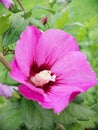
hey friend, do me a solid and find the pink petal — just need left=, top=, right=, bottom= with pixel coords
left=15, top=26, right=42, bottom=77
left=19, top=85, right=45, bottom=102
left=19, top=83, right=82, bottom=113
left=40, top=85, right=82, bottom=113
left=10, top=58, right=44, bottom=94
left=51, top=51, right=97, bottom=91
left=36, top=29, right=79, bottom=67
left=10, top=58, right=27, bottom=83
left=10, top=58, right=45, bottom=102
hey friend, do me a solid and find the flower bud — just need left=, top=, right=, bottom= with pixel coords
left=0, top=0, right=14, bottom=10
left=41, top=17, right=48, bottom=25
left=0, top=83, right=12, bottom=98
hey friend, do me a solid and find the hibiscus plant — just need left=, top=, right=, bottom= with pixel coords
left=0, top=0, right=98, bottom=130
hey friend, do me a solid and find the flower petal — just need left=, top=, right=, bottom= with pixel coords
left=10, top=58, right=44, bottom=94
left=10, top=58, right=27, bottom=83
left=19, top=83, right=82, bottom=113
left=40, top=85, right=82, bottom=113
left=19, top=84, right=45, bottom=102
left=0, top=83, right=12, bottom=98
left=15, top=26, right=42, bottom=77
left=51, top=51, right=97, bottom=91
left=36, top=29, right=79, bottom=67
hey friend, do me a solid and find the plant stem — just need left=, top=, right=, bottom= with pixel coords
left=17, top=0, right=25, bottom=11
left=0, top=52, right=11, bottom=72
left=56, top=123, right=66, bottom=130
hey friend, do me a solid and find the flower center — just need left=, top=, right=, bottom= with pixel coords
left=31, top=70, right=56, bottom=87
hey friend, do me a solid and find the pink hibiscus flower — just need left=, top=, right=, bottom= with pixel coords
left=0, top=0, right=14, bottom=9
left=10, top=26, right=97, bottom=113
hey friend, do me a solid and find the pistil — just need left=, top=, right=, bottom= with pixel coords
left=31, top=70, right=56, bottom=87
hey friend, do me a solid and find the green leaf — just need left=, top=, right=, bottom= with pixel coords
left=77, top=28, right=87, bottom=41
left=21, top=98, right=55, bottom=130
left=55, top=10, right=69, bottom=29
left=68, top=22, right=84, bottom=28
left=74, top=93, right=85, bottom=104
left=2, top=14, right=31, bottom=46
left=23, top=10, right=32, bottom=19
left=0, top=15, right=10, bottom=36
left=0, top=68, right=17, bottom=85
left=56, top=102, right=97, bottom=129
left=56, top=0, right=69, bottom=5
left=84, top=16, right=96, bottom=29
left=49, top=0, right=56, bottom=8
left=0, top=54, right=18, bottom=86
left=0, top=102, right=23, bottom=130
left=33, top=6, right=55, bottom=14
left=56, top=109, right=76, bottom=125
left=0, top=97, right=6, bottom=105
left=66, top=123, right=83, bottom=130
left=65, top=103, right=95, bottom=121
left=31, top=18, right=46, bottom=31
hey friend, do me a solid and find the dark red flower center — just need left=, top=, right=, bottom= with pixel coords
left=28, top=63, right=56, bottom=92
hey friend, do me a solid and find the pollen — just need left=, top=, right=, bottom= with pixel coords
left=31, top=70, right=56, bottom=87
